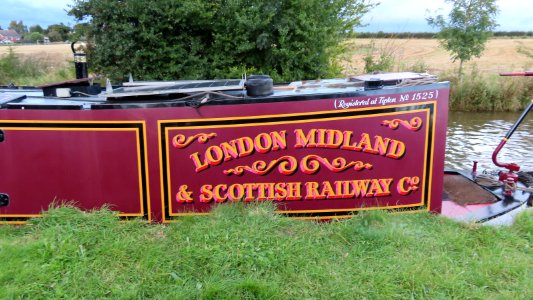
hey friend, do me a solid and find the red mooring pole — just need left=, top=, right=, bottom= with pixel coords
left=492, top=71, right=533, bottom=196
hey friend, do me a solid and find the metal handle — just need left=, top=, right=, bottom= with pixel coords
left=491, top=100, right=533, bottom=171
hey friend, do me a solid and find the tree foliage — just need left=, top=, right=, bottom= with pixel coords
left=29, top=25, right=44, bottom=34
left=69, top=23, right=91, bottom=42
left=46, top=31, right=63, bottom=42
left=46, top=23, right=72, bottom=42
left=26, top=32, right=45, bottom=43
left=8, top=20, right=27, bottom=34
left=427, top=0, right=498, bottom=76
left=68, top=0, right=375, bottom=81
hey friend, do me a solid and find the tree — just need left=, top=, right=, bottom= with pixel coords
left=26, top=32, right=45, bottom=43
left=68, top=0, right=376, bottom=81
left=29, top=25, right=44, bottom=34
left=427, top=0, right=498, bottom=78
left=47, top=30, right=63, bottom=42
left=69, top=23, right=91, bottom=42
left=8, top=20, right=27, bottom=34
left=46, top=23, right=71, bottom=41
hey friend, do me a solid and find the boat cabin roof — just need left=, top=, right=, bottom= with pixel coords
left=0, top=72, right=440, bottom=110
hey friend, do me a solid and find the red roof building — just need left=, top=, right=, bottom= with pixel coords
left=0, top=30, right=21, bottom=42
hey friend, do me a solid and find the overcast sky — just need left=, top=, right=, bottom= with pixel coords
left=362, top=0, right=533, bottom=32
left=1, top=0, right=532, bottom=32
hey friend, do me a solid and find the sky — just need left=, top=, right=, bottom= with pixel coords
left=1, top=0, right=532, bottom=32
left=362, top=0, right=533, bottom=32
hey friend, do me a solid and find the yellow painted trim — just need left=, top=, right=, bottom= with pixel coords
left=426, top=104, right=438, bottom=210
left=275, top=202, right=424, bottom=214
left=157, top=120, right=168, bottom=223
left=1, top=120, right=143, bottom=124
left=140, top=121, right=152, bottom=222
left=4, top=127, right=138, bottom=132
left=0, top=120, right=150, bottom=220
left=159, top=101, right=437, bottom=124
left=290, top=215, right=355, bottom=221
left=168, top=212, right=210, bottom=217
left=160, top=103, right=436, bottom=218
left=0, top=221, right=29, bottom=225
left=390, top=209, right=427, bottom=215
left=165, top=127, right=175, bottom=215
left=163, top=108, right=432, bottom=131
left=0, top=214, right=41, bottom=217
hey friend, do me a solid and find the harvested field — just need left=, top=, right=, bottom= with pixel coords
left=2, top=39, right=533, bottom=75
left=0, top=43, right=72, bottom=69
left=343, top=38, right=533, bottom=75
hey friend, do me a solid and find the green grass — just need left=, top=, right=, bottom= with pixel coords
left=0, top=47, right=74, bottom=86
left=441, top=68, right=533, bottom=112
left=1, top=204, right=531, bottom=299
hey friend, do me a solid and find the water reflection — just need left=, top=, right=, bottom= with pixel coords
left=446, top=112, right=533, bottom=171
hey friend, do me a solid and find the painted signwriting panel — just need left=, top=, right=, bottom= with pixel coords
left=160, top=102, right=437, bottom=221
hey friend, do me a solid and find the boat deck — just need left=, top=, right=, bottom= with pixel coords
left=441, top=171, right=531, bottom=223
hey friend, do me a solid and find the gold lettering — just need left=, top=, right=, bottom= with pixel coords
left=386, top=140, right=406, bottom=159
left=189, top=152, right=209, bottom=172
left=294, top=129, right=317, bottom=148
left=305, top=182, right=324, bottom=200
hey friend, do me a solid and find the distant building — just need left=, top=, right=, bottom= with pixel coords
left=0, top=29, right=21, bottom=42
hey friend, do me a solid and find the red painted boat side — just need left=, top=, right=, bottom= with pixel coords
left=0, top=84, right=450, bottom=223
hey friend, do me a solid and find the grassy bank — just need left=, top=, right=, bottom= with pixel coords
left=442, top=69, right=533, bottom=111
left=0, top=47, right=73, bottom=86
left=1, top=204, right=532, bottom=299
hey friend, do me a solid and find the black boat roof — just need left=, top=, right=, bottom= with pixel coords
left=0, top=72, right=441, bottom=110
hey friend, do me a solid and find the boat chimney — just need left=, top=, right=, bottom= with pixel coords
left=71, top=41, right=88, bottom=79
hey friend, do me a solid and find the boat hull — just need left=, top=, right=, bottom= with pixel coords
left=1, top=82, right=450, bottom=223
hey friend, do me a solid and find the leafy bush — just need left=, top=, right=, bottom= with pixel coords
left=0, top=48, right=44, bottom=84
left=68, top=0, right=375, bottom=82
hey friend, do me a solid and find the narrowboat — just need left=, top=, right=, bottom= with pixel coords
left=0, top=71, right=531, bottom=224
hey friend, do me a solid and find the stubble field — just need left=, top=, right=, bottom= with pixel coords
left=0, top=43, right=72, bottom=69
left=1, top=38, right=533, bottom=75
left=345, top=38, right=533, bottom=75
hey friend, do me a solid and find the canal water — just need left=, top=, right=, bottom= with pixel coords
left=446, top=111, right=533, bottom=172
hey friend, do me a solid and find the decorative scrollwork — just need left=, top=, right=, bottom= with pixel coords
left=381, top=117, right=423, bottom=131
left=300, top=155, right=373, bottom=174
left=224, top=155, right=372, bottom=176
left=172, top=133, right=217, bottom=149
left=224, top=156, right=298, bottom=176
